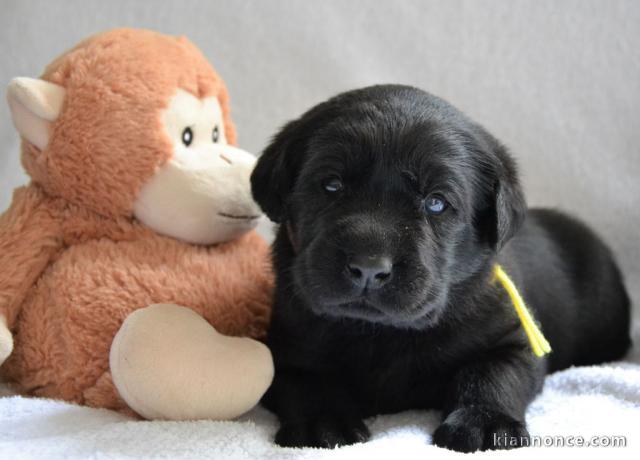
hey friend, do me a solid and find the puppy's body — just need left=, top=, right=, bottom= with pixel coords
left=504, top=210, right=630, bottom=370
left=252, top=85, right=631, bottom=452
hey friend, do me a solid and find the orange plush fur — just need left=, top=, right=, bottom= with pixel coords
left=0, top=29, right=273, bottom=412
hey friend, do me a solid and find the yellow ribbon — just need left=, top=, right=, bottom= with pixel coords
left=494, top=264, right=552, bottom=357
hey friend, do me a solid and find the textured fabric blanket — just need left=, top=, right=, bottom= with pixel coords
left=1, top=332, right=638, bottom=459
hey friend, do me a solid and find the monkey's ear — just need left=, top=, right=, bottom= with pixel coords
left=7, top=77, right=66, bottom=150
left=251, top=120, right=306, bottom=223
left=476, top=139, right=527, bottom=251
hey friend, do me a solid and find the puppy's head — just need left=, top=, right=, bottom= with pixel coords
left=252, top=85, right=525, bottom=328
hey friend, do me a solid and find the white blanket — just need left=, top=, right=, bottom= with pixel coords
left=1, top=327, right=639, bottom=460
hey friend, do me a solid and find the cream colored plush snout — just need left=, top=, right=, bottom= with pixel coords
left=133, top=144, right=261, bottom=245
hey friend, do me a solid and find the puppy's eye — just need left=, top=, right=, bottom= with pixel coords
left=181, top=127, right=193, bottom=146
left=212, top=125, right=220, bottom=143
left=424, top=194, right=447, bottom=215
left=322, top=177, right=343, bottom=193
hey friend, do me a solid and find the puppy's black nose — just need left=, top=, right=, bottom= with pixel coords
left=347, top=255, right=393, bottom=289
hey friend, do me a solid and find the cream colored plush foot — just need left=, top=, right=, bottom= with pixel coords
left=110, top=303, right=273, bottom=420
left=0, top=314, right=14, bottom=365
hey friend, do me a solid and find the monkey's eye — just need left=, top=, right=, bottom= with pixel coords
left=212, top=125, right=220, bottom=143
left=322, top=177, right=343, bottom=193
left=424, top=194, right=447, bottom=215
left=181, top=127, right=194, bottom=146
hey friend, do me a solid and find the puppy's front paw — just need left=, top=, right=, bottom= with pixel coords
left=275, top=415, right=370, bottom=448
left=433, top=407, right=529, bottom=452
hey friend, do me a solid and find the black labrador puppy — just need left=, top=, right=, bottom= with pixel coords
left=250, top=85, right=631, bottom=452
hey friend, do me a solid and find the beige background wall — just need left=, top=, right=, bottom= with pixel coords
left=1, top=0, right=638, bottom=325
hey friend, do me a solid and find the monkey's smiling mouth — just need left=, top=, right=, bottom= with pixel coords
left=217, top=212, right=261, bottom=221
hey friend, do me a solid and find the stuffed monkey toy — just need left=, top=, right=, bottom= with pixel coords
left=0, top=28, right=274, bottom=420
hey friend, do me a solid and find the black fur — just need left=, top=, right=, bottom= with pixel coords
left=251, top=85, right=631, bottom=452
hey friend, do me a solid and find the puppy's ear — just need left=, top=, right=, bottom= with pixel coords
left=493, top=148, right=526, bottom=249
left=477, top=139, right=527, bottom=251
left=251, top=120, right=305, bottom=223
